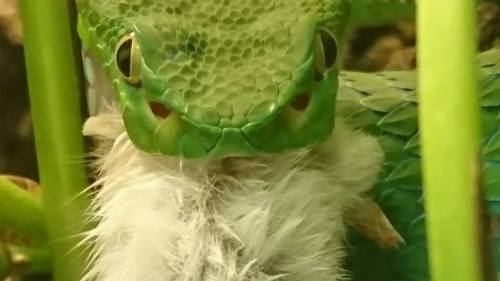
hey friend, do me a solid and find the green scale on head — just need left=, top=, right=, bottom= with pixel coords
left=77, top=0, right=351, bottom=158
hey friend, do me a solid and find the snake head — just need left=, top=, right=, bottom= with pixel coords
left=78, top=0, right=350, bottom=158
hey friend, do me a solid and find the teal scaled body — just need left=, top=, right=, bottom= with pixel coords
left=341, top=46, right=500, bottom=281
left=77, top=0, right=350, bottom=158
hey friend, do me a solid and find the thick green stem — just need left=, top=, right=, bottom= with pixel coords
left=0, top=245, right=53, bottom=279
left=418, top=1, right=487, bottom=281
left=18, top=1, right=90, bottom=280
left=8, top=245, right=52, bottom=277
left=0, top=245, right=9, bottom=279
left=0, top=177, right=46, bottom=242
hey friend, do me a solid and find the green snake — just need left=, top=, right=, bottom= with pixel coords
left=76, top=0, right=500, bottom=280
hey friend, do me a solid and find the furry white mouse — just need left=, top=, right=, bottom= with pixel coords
left=82, top=107, right=400, bottom=281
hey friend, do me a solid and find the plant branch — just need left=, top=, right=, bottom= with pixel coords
left=0, top=176, right=46, bottom=242
left=18, top=0, right=91, bottom=280
left=418, top=1, right=489, bottom=281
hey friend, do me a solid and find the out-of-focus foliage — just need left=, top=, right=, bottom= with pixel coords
left=0, top=0, right=21, bottom=44
left=344, top=2, right=500, bottom=72
left=350, top=0, right=415, bottom=26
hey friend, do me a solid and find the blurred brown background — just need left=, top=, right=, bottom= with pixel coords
left=0, top=2, right=499, bottom=182
left=0, top=0, right=35, bottom=180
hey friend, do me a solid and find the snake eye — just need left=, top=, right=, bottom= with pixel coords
left=314, top=28, right=338, bottom=79
left=115, top=33, right=141, bottom=85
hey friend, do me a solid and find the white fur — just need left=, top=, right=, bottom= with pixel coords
left=82, top=115, right=383, bottom=281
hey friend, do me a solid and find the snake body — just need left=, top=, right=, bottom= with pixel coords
left=339, top=46, right=500, bottom=280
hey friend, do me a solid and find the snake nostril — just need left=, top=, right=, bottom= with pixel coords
left=149, top=102, right=171, bottom=119
left=291, top=94, right=310, bottom=111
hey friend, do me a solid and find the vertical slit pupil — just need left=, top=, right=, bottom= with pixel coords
left=319, top=30, right=338, bottom=68
left=116, top=39, right=133, bottom=78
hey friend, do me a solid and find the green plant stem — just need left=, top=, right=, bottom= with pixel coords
left=8, top=245, right=52, bottom=277
left=18, top=1, right=90, bottom=281
left=418, top=1, right=486, bottom=281
left=0, top=244, right=53, bottom=279
left=0, top=245, right=10, bottom=280
left=0, top=177, right=46, bottom=242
